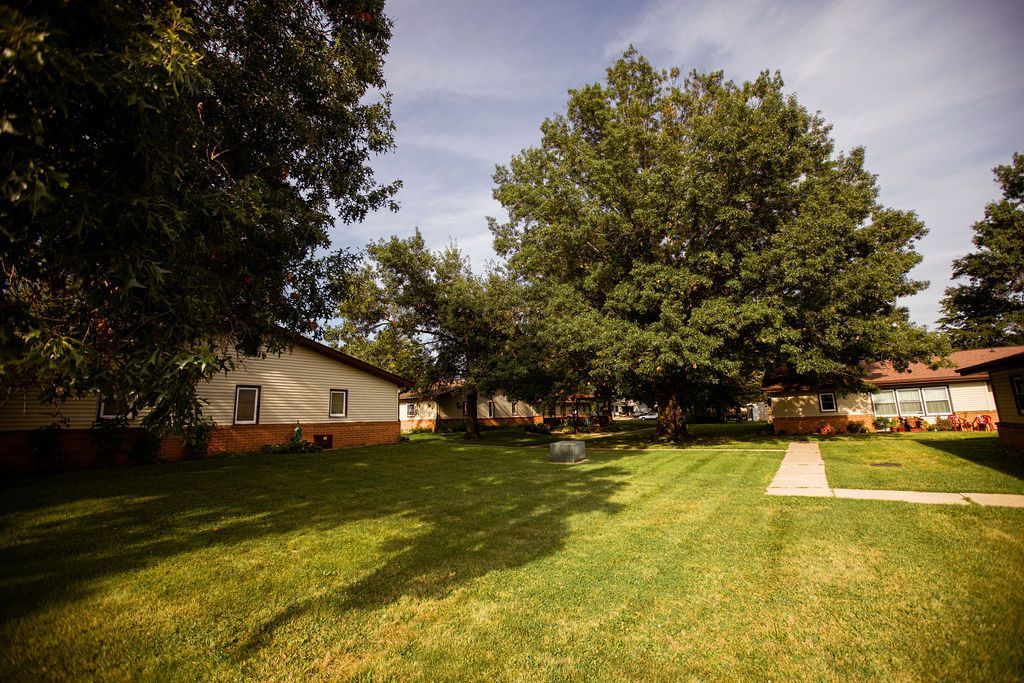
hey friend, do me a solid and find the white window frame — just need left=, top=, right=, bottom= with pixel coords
left=460, top=401, right=468, bottom=417
left=98, top=398, right=123, bottom=420
left=405, top=402, right=416, bottom=418
left=488, top=401, right=495, bottom=418
left=818, top=392, right=837, bottom=413
left=871, top=389, right=899, bottom=417
left=329, top=389, right=348, bottom=418
left=234, top=386, right=261, bottom=425
left=511, top=401, right=518, bottom=416
left=920, top=385, right=952, bottom=416
left=895, top=388, right=925, bottom=416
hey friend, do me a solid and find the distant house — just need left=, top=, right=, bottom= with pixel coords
left=762, top=347, right=1024, bottom=435
left=399, top=386, right=542, bottom=432
left=0, top=336, right=410, bottom=473
left=955, top=349, right=1024, bottom=449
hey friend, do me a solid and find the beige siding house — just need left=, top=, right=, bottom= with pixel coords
left=956, top=350, right=1024, bottom=449
left=400, top=386, right=541, bottom=432
left=0, top=336, right=409, bottom=472
left=763, top=347, right=1022, bottom=435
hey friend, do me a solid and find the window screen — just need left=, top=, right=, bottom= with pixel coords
left=329, top=390, right=347, bottom=417
left=921, top=386, right=951, bottom=415
left=234, top=387, right=259, bottom=424
left=871, top=390, right=898, bottom=417
left=818, top=393, right=837, bottom=412
left=896, top=388, right=923, bottom=414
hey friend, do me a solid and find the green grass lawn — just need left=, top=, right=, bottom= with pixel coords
left=1, top=428, right=1023, bottom=680
left=822, top=432, right=1024, bottom=494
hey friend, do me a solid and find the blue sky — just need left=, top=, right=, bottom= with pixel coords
left=333, top=0, right=1024, bottom=328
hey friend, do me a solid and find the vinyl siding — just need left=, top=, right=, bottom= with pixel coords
left=0, top=344, right=399, bottom=431
left=198, top=345, right=398, bottom=425
left=433, top=392, right=538, bottom=420
left=0, top=393, right=102, bottom=431
left=770, top=392, right=873, bottom=418
left=991, top=369, right=1024, bottom=425
left=948, top=380, right=997, bottom=412
left=400, top=398, right=438, bottom=420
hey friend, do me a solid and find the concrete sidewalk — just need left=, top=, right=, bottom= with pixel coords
left=767, top=442, right=1024, bottom=508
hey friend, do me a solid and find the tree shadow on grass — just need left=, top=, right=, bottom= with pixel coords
left=0, top=441, right=629, bottom=659
left=911, top=434, right=1024, bottom=482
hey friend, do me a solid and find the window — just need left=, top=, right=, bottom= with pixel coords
left=896, top=388, right=923, bottom=415
left=1012, top=376, right=1024, bottom=415
left=234, top=386, right=260, bottom=424
left=818, top=393, right=837, bottom=413
left=921, top=386, right=952, bottom=415
left=405, top=402, right=416, bottom=418
left=98, top=398, right=125, bottom=420
left=511, top=401, right=518, bottom=416
left=460, top=401, right=468, bottom=417
left=329, top=389, right=347, bottom=417
left=871, top=390, right=898, bottom=417
left=488, top=401, right=495, bottom=418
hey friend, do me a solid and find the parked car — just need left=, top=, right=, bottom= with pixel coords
left=636, top=412, right=658, bottom=421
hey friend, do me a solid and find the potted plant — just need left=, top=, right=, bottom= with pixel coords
left=873, top=417, right=891, bottom=433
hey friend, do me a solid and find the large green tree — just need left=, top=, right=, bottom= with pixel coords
left=1, top=1, right=398, bottom=433
left=939, top=153, right=1024, bottom=348
left=491, top=49, right=944, bottom=440
left=332, top=231, right=508, bottom=437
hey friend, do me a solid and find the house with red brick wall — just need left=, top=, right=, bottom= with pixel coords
left=955, top=349, right=1024, bottom=449
left=762, top=346, right=1023, bottom=435
left=0, top=336, right=410, bottom=473
left=400, top=385, right=542, bottom=432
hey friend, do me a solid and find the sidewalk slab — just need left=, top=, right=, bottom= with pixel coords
left=766, top=487, right=833, bottom=497
left=832, top=489, right=968, bottom=505
left=962, top=493, right=1024, bottom=508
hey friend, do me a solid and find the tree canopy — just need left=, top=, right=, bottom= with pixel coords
left=491, top=49, right=944, bottom=439
left=1, top=1, right=398, bottom=432
left=332, top=231, right=509, bottom=437
left=939, top=153, right=1024, bottom=349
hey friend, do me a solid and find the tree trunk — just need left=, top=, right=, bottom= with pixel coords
left=657, top=389, right=689, bottom=441
left=465, top=389, right=481, bottom=438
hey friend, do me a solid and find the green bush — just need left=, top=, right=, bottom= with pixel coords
left=846, top=421, right=868, bottom=434
left=28, top=422, right=65, bottom=471
left=933, top=418, right=954, bottom=431
left=260, top=441, right=323, bottom=455
left=183, top=420, right=216, bottom=459
left=129, top=428, right=162, bottom=464
left=873, top=417, right=892, bottom=431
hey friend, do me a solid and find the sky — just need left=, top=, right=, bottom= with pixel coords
left=332, top=0, right=1024, bottom=329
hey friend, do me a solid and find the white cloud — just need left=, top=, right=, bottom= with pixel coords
left=608, top=0, right=1024, bottom=326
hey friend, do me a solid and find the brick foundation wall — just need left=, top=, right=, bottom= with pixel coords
left=0, top=421, right=400, bottom=474
left=997, top=422, right=1024, bottom=449
left=208, top=421, right=399, bottom=453
left=477, top=416, right=543, bottom=428
left=403, top=416, right=544, bottom=433
left=401, top=418, right=439, bottom=432
left=773, top=415, right=874, bottom=435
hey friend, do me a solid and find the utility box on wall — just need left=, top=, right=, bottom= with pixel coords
left=549, top=440, right=586, bottom=464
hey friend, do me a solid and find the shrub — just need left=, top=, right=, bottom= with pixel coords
left=933, top=418, right=954, bottom=431
left=260, top=441, right=323, bottom=454
left=846, top=421, right=868, bottom=434
left=873, top=417, right=891, bottom=431
left=435, top=420, right=466, bottom=434
left=183, top=420, right=216, bottom=459
left=129, top=428, right=163, bottom=464
left=29, top=422, right=65, bottom=471
left=816, top=423, right=835, bottom=435
left=524, top=423, right=552, bottom=435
